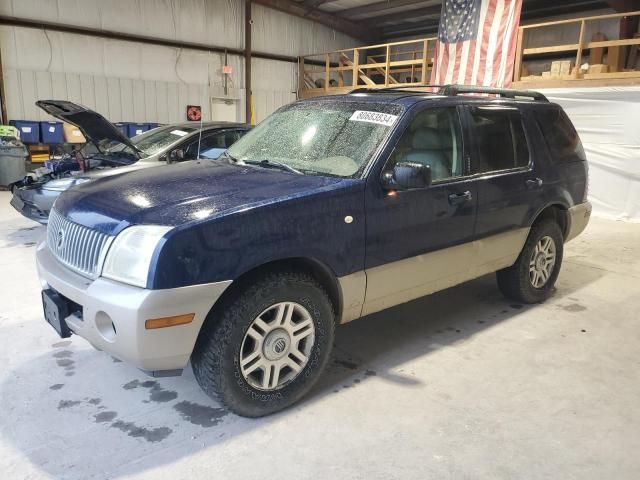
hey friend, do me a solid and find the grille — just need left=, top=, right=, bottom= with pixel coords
left=47, top=209, right=113, bottom=278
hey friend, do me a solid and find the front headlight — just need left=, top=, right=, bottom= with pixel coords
left=42, top=177, right=91, bottom=192
left=101, top=225, right=172, bottom=288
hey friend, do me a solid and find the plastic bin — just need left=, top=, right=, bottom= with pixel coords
left=114, top=122, right=129, bottom=137
left=0, top=125, right=20, bottom=139
left=40, top=121, right=64, bottom=144
left=146, top=123, right=160, bottom=130
left=0, top=143, right=28, bottom=186
left=9, top=120, right=40, bottom=144
left=126, top=123, right=149, bottom=137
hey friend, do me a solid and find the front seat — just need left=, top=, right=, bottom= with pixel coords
left=404, top=129, right=450, bottom=181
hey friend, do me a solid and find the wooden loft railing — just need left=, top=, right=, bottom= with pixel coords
left=298, top=37, right=437, bottom=98
left=513, top=10, right=640, bottom=88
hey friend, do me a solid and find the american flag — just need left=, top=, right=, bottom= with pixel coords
left=430, top=0, right=523, bottom=88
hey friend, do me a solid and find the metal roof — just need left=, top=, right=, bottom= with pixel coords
left=290, top=0, right=615, bottom=40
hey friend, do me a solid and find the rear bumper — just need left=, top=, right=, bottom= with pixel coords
left=36, top=242, right=231, bottom=372
left=566, top=201, right=592, bottom=242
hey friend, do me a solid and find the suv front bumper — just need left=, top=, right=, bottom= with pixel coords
left=36, top=242, right=231, bottom=373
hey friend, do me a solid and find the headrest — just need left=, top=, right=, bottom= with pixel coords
left=411, top=128, right=443, bottom=150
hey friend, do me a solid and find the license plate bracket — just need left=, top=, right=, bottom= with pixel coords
left=42, top=289, right=72, bottom=338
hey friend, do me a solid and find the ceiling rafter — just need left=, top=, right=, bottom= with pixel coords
left=363, top=5, right=442, bottom=26
left=338, top=0, right=434, bottom=19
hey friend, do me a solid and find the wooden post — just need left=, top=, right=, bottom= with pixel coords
left=353, top=48, right=359, bottom=87
left=325, top=53, right=330, bottom=91
left=385, top=44, right=391, bottom=86
left=245, top=0, right=252, bottom=123
left=411, top=51, right=416, bottom=83
left=575, top=20, right=586, bottom=78
left=421, top=39, right=429, bottom=84
left=514, top=27, right=524, bottom=82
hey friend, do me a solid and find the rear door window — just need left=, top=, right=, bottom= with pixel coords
left=469, top=107, right=530, bottom=174
left=535, top=107, right=586, bottom=163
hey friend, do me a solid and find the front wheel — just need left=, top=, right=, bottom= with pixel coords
left=191, top=271, right=335, bottom=417
left=496, top=219, right=564, bottom=304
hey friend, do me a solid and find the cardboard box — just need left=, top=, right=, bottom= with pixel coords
left=588, top=64, right=609, bottom=74
left=63, top=123, right=86, bottom=144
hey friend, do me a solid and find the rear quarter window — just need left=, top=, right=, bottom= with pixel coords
left=535, top=107, right=586, bottom=163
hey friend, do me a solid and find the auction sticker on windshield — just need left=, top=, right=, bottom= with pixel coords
left=170, top=130, right=189, bottom=137
left=349, top=110, right=398, bottom=127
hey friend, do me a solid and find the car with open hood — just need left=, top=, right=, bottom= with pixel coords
left=35, top=85, right=591, bottom=417
left=10, top=100, right=250, bottom=223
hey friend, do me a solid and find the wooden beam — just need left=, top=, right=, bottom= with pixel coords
left=252, top=0, right=378, bottom=42
left=338, top=0, right=429, bottom=19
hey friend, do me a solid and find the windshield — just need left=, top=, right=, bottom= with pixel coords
left=106, top=126, right=196, bottom=158
left=227, top=101, right=403, bottom=177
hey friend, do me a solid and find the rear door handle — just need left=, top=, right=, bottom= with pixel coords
left=448, top=191, right=473, bottom=206
left=526, top=178, right=543, bottom=189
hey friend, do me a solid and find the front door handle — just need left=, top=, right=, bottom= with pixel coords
left=526, top=178, right=543, bottom=189
left=448, top=191, right=472, bottom=206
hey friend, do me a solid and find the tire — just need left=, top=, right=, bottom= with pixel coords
left=496, top=219, right=564, bottom=304
left=191, top=271, right=335, bottom=417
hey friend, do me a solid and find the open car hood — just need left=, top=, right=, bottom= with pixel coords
left=36, top=100, right=139, bottom=154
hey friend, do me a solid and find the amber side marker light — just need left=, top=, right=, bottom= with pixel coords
left=145, top=313, right=195, bottom=330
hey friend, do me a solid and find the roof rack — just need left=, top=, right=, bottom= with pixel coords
left=349, top=84, right=548, bottom=102
left=349, top=86, right=446, bottom=95
left=441, top=85, right=549, bottom=102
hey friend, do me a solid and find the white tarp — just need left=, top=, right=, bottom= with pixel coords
left=540, top=87, right=640, bottom=222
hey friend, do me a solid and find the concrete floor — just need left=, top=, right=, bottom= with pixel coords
left=0, top=190, right=639, bottom=480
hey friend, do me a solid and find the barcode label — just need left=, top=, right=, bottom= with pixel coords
left=349, top=110, right=398, bottom=127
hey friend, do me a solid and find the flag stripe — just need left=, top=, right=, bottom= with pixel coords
left=432, top=0, right=522, bottom=88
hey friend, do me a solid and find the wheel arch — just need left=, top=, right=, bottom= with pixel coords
left=202, top=257, right=343, bottom=333
left=530, top=203, right=570, bottom=240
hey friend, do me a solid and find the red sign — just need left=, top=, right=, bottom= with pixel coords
left=186, top=105, right=202, bottom=121
left=223, top=65, right=233, bottom=74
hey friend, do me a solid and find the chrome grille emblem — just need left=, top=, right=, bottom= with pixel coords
left=56, top=228, right=65, bottom=250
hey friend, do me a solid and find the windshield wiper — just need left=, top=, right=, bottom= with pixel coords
left=220, top=151, right=240, bottom=163
left=244, top=159, right=303, bottom=175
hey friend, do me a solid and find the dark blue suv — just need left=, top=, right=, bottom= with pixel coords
left=36, top=86, right=591, bottom=417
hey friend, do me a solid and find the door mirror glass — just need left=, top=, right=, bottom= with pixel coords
left=382, top=162, right=432, bottom=190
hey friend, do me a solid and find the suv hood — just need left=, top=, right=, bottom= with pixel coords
left=36, top=100, right=139, bottom=154
left=54, top=160, right=350, bottom=235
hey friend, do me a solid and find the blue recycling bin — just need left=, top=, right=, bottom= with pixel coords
left=146, top=123, right=160, bottom=130
left=9, top=120, right=40, bottom=144
left=40, top=121, right=64, bottom=144
left=126, top=123, right=149, bottom=137
left=114, top=122, right=129, bottom=137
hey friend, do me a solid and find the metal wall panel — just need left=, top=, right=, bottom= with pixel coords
left=0, top=0, right=358, bottom=123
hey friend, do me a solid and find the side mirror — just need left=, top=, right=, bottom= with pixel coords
left=382, top=162, right=432, bottom=191
left=168, top=149, right=185, bottom=163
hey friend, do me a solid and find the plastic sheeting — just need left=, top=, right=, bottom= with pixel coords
left=540, top=87, right=640, bottom=221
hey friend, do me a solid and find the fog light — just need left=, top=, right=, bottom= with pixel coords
left=145, top=313, right=195, bottom=330
left=95, top=311, right=116, bottom=342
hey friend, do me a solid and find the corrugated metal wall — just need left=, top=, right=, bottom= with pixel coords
left=0, top=0, right=358, bottom=124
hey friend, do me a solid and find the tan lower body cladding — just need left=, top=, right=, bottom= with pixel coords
left=338, top=228, right=531, bottom=323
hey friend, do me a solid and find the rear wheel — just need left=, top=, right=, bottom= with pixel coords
left=191, top=271, right=334, bottom=417
left=496, top=219, right=564, bottom=304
